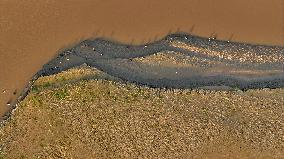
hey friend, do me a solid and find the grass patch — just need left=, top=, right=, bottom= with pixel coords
left=30, top=95, right=43, bottom=106
left=31, top=86, right=40, bottom=93
left=54, top=89, right=69, bottom=100
left=42, top=82, right=51, bottom=88
left=2, top=67, right=283, bottom=158
left=31, top=82, right=52, bottom=93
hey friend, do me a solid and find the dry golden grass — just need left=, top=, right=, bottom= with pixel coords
left=0, top=66, right=283, bottom=158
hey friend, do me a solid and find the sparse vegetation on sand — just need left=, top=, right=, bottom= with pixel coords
left=0, top=66, right=283, bottom=158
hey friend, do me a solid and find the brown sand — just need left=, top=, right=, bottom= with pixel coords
left=0, top=0, right=284, bottom=116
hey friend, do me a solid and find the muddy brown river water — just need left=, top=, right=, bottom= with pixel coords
left=0, top=0, right=284, bottom=117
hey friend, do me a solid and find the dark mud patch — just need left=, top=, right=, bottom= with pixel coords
left=40, top=33, right=284, bottom=89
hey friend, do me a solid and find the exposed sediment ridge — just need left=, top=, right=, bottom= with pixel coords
left=40, top=33, right=284, bottom=89
left=1, top=33, right=284, bottom=121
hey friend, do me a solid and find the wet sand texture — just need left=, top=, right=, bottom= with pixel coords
left=1, top=33, right=284, bottom=121
left=40, top=34, right=284, bottom=90
left=0, top=0, right=284, bottom=117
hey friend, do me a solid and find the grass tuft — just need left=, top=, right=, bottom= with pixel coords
left=54, top=89, right=69, bottom=100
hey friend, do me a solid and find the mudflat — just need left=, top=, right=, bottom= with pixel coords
left=0, top=0, right=283, bottom=116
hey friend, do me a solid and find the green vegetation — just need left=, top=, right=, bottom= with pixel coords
left=0, top=152, right=4, bottom=159
left=30, top=95, right=43, bottom=106
left=54, top=89, right=69, bottom=100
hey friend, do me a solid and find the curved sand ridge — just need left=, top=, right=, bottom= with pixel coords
left=40, top=34, right=284, bottom=89
left=2, top=33, right=283, bottom=121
